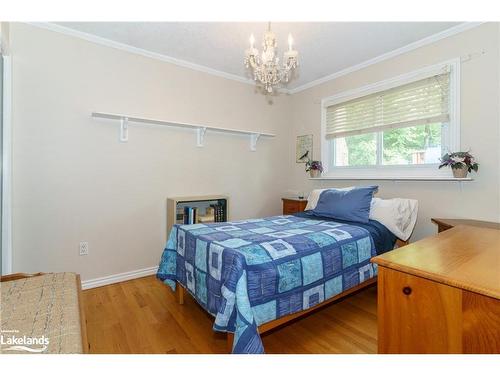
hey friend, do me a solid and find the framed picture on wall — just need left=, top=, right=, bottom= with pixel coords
left=296, top=134, right=313, bottom=163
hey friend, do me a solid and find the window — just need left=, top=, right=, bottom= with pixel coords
left=321, top=60, right=460, bottom=178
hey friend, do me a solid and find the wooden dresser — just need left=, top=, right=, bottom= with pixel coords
left=372, top=225, right=500, bottom=354
left=282, top=198, right=308, bottom=215
left=431, top=217, right=500, bottom=233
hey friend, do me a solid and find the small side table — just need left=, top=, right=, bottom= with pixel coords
left=431, top=218, right=500, bottom=233
left=282, top=198, right=308, bottom=215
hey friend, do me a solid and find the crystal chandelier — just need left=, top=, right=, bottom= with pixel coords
left=244, top=22, right=299, bottom=93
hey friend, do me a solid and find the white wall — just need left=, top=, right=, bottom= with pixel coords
left=10, top=23, right=291, bottom=281
left=9, top=23, right=500, bottom=282
left=287, top=23, right=500, bottom=241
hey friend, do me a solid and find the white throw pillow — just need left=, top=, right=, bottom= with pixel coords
left=304, top=187, right=354, bottom=211
left=369, top=198, right=418, bottom=241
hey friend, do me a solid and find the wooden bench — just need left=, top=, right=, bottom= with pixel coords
left=0, top=272, right=88, bottom=354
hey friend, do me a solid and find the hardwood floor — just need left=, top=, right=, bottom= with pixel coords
left=83, top=275, right=378, bottom=354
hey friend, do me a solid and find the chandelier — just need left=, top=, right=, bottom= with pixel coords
left=244, top=23, right=299, bottom=93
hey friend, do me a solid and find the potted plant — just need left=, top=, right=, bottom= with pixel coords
left=439, top=151, right=479, bottom=178
left=306, top=160, right=323, bottom=178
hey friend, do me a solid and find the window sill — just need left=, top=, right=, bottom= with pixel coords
left=309, top=176, right=473, bottom=181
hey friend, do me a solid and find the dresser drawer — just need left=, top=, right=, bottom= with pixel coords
left=282, top=199, right=307, bottom=215
left=283, top=202, right=300, bottom=214
left=377, top=266, right=462, bottom=354
left=373, top=226, right=500, bottom=354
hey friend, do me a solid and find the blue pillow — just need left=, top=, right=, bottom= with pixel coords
left=312, top=186, right=378, bottom=223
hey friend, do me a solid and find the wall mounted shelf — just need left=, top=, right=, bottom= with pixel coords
left=91, top=112, right=276, bottom=151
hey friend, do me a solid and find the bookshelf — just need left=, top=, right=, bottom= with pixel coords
left=166, top=195, right=229, bottom=236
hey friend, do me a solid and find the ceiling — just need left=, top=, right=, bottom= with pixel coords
left=56, top=22, right=462, bottom=90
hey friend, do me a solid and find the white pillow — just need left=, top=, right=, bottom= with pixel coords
left=369, top=198, right=418, bottom=241
left=304, top=187, right=354, bottom=211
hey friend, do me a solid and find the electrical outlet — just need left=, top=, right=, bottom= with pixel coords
left=79, top=241, right=89, bottom=256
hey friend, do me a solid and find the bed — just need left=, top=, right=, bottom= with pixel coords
left=156, top=209, right=404, bottom=354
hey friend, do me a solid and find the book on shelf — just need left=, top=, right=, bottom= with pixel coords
left=168, top=196, right=228, bottom=237
left=183, top=206, right=198, bottom=225
left=210, top=204, right=225, bottom=223
left=217, top=205, right=223, bottom=222
left=178, top=200, right=226, bottom=226
left=210, top=204, right=217, bottom=222
left=176, top=208, right=184, bottom=223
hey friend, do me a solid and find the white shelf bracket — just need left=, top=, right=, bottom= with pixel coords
left=120, top=117, right=129, bottom=143
left=250, top=133, right=260, bottom=151
left=197, top=127, right=207, bottom=147
left=92, top=111, right=276, bottom=147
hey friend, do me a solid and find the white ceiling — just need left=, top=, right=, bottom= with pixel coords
left=55, top=22, right=462, bottom=90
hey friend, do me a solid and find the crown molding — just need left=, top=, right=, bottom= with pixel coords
left=288, top=22, right=485, bottom=94
left=26, top=22, right=484, bottom=96
left=27, top=22, right=256, bottom=86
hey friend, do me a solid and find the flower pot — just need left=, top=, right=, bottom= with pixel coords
left=309, top=169, right=321, bottom=178
left=452, top=167, right=468, bottom=178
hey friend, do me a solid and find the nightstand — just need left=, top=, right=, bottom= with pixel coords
left=282, top=198, right=308, bottom=215
left=431, top=218, right=500, bottom=233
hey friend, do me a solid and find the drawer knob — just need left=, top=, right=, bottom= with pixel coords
left=402, top=286, right=412, bottom=295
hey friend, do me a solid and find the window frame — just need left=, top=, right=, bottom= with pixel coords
left=320, top=59, right=460, bottom=179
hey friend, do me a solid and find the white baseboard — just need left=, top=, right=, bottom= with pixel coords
left=81, top=266, right=158, bottom=290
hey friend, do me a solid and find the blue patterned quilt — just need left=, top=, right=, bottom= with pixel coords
left=156, top=215, right=378, bottom=354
